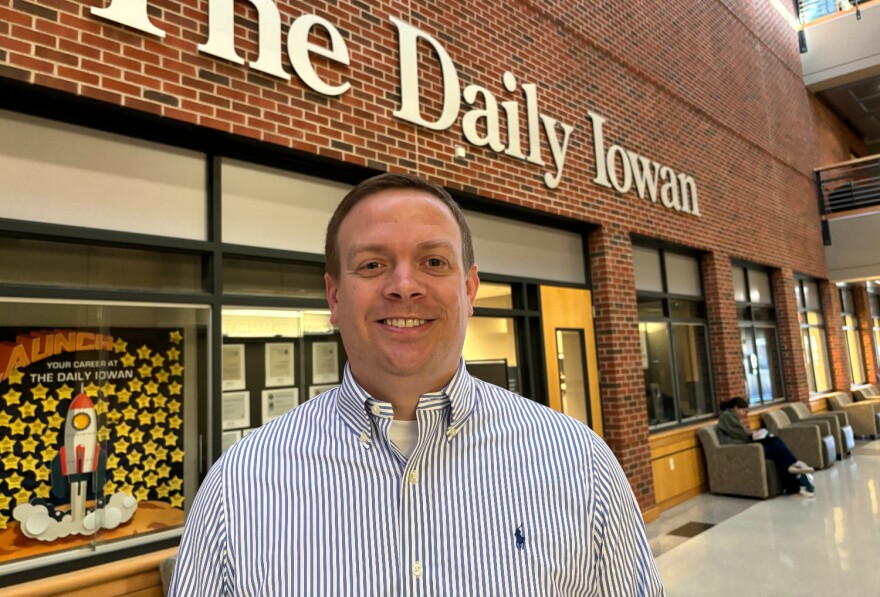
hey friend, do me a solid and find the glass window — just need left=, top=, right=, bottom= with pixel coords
left=665, top=253, right=701, bottom=297
left=633, top=246, right=663, bottom=292
left=464, top=316, right=521, bottom=394
left=733, top=264, right=785, bottom=405
left=0, top=299, right=208, bottom=574
left=636, top=245, right=714, bottom=429
left=870, top=285, right=880, bottom=380
left=473, top=283, right=514, bottom=309
left=796, top=277, right=832, bottom=393
left=223, top=257, right=325, bottom=299
left=839, top=286, right=866, bottom=386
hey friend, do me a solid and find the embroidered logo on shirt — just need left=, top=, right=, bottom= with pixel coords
left=514, top=524, right=525, bottom=550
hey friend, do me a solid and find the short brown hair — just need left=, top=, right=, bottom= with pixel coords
left=324, top=172, right=475, bottom=278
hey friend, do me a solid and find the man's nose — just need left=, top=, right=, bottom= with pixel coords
left=384, top=263, right=425, bottom=299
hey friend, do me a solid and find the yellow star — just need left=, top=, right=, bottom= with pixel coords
left=41, top=395, right=60, bottom=412
left=153, top=394, right=168, bottom=409
left=130, top=428, right=145, bottom=444
left=15, top=488, right=31, bottom=505
left=156, top=485, right=170, bottom=498
left=34, top=467, right=50, bottom=482
left=2, top=453, right=19, bottom=469
left=120, top=353, right=136, bottom=368
left=106, top=454, right=120, bottom=469
left=129, top=469, right=144, bottom=483
left=145, top=472, right=158, bottom=487
left=143, top=456, right=158, bottom=471
left=122, top=405, right=137, bottom=420
left=128, top=378, right=143, bottom=393
left=151, top=354, right=165, bottom=367
left=154, top=446, right=169, bottom=461
left=135, top=486, right=151, bottom=501
left=10, top=419, right=27, bottom=435
left=106, top=410, right=122, bottom=423
left=144, top=381, right=159, bottom=395
left=116, top=388, right=132, bottom=403
left=20, top=455, right=39, bottom=472
left=34, top=483, right=50, bottom=499
left=0, top=494, right=11, bottom=511
left=94, top=401, right=109, bottom=416
left=42, top=446, right=57, bottom=463
left=113, top=468, right=128, bottom=482
left=115, top=437, right=130, bottom=453
left=129, top=451, right=143, bottom=465
left=136, top=394, right=152, bottom=409
left=167, top=400, right=181, bottom=414
left=19, top=402, right=37, bottom=418
left=2, top=388, right=22, bottom=405
left=167, top=477, right=183, bottom=492
left=101, top=382, right=117, bottom=397
left=103, top=481, right=117, bottom=494
left=29, top=419, right=46, bottom=435
left=113, top=338, right=128, bottom=353
left=150, top=427, right=165, bottom=443
left=83, top=382, right=100, bottom=396
left=167, top=347, right=181, bottom=361
left=118, top=484, right=133, bottom=496
left=7, top=369, right=25, bottom=384
left=169, top=363, right=184, bottom=377
left=169, top=330, right=183, bottom=344
left=97, top=427, right=111, bottom=442
left=144, top=440, right=159, bottom=455
left=138, top=411, right=153, bottom=426
left=164, top=432, right=179, bottom=447
left=138, top=364, right=153, bottom=378
left=170, top=493, right=185, bottom=508
left=0, top=437, right=15, bottom=452
left=0, top=411, right=12, bottom=426
left=40, top=431, right=57, bottom=449
left=170, top=448, right=185, bottom=463
left=157, top=463, right=171, bottom=478
left=20, top=436, right=39, bottom=452
left=7, top=472, right=25, bottom=490
left=30, top=384, right=50, bottom=400
left=155, top=370, right=169, bottom=383
left=166, top=415, right=182, bottom=430
left=56, top=385, right=74, bottom=400
left=47, top=412, right=64, bottom=428
left=116, top=421, right=132, bottom=437
left=136, top=345, right=152, bottom=359
left=168, top=382, right=182, bottom=396
left=153, top=410, right=168, bottom=424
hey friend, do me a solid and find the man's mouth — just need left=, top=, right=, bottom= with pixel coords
left=382, top=318, right=429, bottom=328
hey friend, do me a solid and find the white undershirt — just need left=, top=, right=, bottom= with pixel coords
left=387, top=419, right=419, bottom=458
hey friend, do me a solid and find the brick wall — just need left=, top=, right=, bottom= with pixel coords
left=1, top=0, right=855, bottom=507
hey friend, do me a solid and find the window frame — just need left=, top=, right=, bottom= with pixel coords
left=795, top=276, right=833, bottom=394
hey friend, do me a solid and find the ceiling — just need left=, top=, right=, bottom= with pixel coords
left=816, top=76, right=880, bottom=155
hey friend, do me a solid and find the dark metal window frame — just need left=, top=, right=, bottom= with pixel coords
left=794, top=275, right=833, bottom=394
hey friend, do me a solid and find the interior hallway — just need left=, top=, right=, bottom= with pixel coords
left=646, top=439, right=880, bottom=596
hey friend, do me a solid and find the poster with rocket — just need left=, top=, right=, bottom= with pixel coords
left=0, top=328, right=187, bottom=565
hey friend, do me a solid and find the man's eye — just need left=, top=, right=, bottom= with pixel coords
left=426, top=258, right=446, bottom=267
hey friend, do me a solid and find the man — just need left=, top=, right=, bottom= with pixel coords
left=169, top=173, right=664, bottom=595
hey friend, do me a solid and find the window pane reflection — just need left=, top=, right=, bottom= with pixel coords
left=641, top=322, right=675, bottom=426
left=464, top=317, right=520, bottom=394
left=672, top=324, right=712, bottom=419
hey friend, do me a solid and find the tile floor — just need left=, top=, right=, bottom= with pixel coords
left=646, top=439, right=880, bottom=596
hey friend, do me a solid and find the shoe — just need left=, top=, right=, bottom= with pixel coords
left=788, top=461, right=815, bottom=475
left=798, top=486, right=815, bottom=498
left=797, top=473, right=816, bottom=497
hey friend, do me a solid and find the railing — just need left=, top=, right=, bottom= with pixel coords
left=799, top=0, right=865, bottom=24
left=816, top=154, right=880, bottom=244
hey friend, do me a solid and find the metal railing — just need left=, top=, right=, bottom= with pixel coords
left=816, top=154, right=880, bottom=244
left=799, top=0, right=864, bottom=24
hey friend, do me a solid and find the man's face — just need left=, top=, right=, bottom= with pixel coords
left=325, top=189, right=479, bottom=395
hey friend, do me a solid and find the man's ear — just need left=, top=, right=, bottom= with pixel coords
left=325, top=273, right=340, bottom=324
left=466, top=264, right=480, bottom=317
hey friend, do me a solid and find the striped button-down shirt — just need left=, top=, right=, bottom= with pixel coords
left=169, top=361, right=664, bottom=596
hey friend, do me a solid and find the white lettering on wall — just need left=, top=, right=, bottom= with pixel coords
left=588, top=112, right=700, bottom=217
left=89, top=2, right=699, bottom=208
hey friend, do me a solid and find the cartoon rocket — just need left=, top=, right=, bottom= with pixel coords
left=51, top=392, right=106, bottom=522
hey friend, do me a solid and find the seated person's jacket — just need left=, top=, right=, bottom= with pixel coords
left=717, top=409, right=752, bottom=445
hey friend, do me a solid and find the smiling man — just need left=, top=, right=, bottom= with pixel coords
left=169, top=173, right=664, bottom=596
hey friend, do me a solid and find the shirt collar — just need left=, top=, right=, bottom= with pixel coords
left=336, top=358, right=476, bottom=441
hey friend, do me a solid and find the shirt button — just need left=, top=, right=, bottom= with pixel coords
left=408, top=470, right=419, bottom=485
left=446, top=427, right=458, bottom=439
left=412, top=561, right=423, bottom=578
left=370, top=404, right=381, bottom=415
left=359, top=431, right=370, bottom=446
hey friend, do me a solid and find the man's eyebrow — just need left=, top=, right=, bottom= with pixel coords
left=346, top=239, right=456, bottom=260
